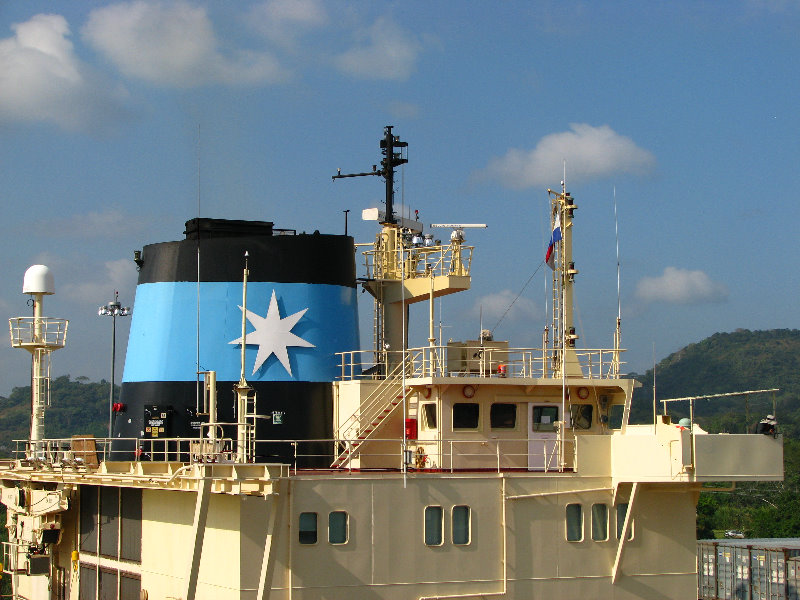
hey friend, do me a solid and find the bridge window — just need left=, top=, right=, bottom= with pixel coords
left=570, top=404, right=594, bottom=429
left=609, top=404, right=625, bottom=430
left=490, top=403, right=517, bottom=429
left=452, top=403, right=480, bottom=430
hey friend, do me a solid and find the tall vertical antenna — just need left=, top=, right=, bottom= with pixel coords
left=612, top=186, right=622, bottom=376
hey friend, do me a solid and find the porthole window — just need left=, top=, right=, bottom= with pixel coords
left=299, top=512, right=317, bottom=544
left=424, top=506, right=444, bottom=546
left=453, top=403, right=479, bottom=430
left=565, top=503, right=583, bottom=542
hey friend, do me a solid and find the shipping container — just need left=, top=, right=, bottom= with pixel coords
left=698, top=539, right=800, bottom=600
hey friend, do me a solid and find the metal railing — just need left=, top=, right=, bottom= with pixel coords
left=363, top=242, right=475, bottom=281
left=6, top=435, right=577, bottom=475
left=337, top=344, right=626, bottom=381
left=9, top=317, right=68, bottom=349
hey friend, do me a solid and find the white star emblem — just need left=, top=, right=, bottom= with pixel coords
left=229, top=290, right=315, bottom=377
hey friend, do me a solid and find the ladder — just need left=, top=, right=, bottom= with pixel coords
left=331, top=364, right=408, bottom=468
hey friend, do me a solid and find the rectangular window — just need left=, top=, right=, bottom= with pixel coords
left=424, top=506, right=443, bottom=546
left=490, top=403, right=516, bottom=429
left=120, top=573, right=141, bottom=600
left=616, top=503, right=634, bottom=540
left=99, top=487, right=119, bottom=558
left=328, top=511, right=348, bottom=545
left=532, top=406, right=559, bottom=432
left=299, top=512, right=318, bottom=545
left=452, top=505, right=471, bottom=545
left=79, top=564, right=96, bottom=600
left=452, top=403, right=479, bottom=429
left=99, top=568, right=117, bottom=600
left=421, top=403, right=438, bottom=430
left=609, top=404, right=625, bottom=430
left=570, top=404, right=594, bottom=430
left=120, top=488, right=142, bottom=562
left=79, top=486, right=98, bottom=554
left=565, top=503, right=583, bottom=542
left=591, top=503, right=608, bottom=541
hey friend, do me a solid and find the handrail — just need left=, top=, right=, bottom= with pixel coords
left=338, top=344, right=626, bottom=381
left=6, top=436, right=577, bottom=474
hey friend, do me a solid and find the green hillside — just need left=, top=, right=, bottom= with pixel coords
left=0, top=375, right=111, bottom=456
left=629, top=328, right=800, bottom=436
left=627, top=328, right=800, bottom=538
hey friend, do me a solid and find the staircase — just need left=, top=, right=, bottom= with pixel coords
left=331, top=365, right=409, bottom=468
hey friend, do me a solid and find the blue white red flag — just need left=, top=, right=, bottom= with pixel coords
left=545, top=212, right=562, bottom=269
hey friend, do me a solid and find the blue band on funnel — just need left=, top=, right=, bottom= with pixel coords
left=122, top=282, right=359, bottom=383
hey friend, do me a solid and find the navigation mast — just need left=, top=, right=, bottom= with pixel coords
left=547, top=185, right=582, bottom=376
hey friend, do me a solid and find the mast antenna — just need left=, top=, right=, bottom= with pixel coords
left=333, top=125, right=408, bottom=225
left=612, top=185, right=622, bottom=376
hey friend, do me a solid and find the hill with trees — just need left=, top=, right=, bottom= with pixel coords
left=0, top=375, right=110, bottom=456
left=626, top=328, right=800, bottom=538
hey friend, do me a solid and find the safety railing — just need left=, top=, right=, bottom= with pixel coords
left=9, top=317, right=68, bottom=349
left=363, top=242, right=475, bottom=281
left=6, top=435, right=577, bottom=475
left=337, top=344, right=626, bottom=381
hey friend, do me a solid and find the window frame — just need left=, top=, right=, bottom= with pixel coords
left=421, top=402, right=438, bottom=431
left=298, top=511, right=318, bottom=545
left=565, top=503, right=583, bottom=542
left=328, top=511, right=349, bottom=545
left=424, top=505, right=444, bottom=546
left=591, top=503, right=608, bottom=541
left=615, top=503, right=634, bottom=541
left=490, top=403, right=517, bottom=430
left=452, top=505, right=471, bottom=545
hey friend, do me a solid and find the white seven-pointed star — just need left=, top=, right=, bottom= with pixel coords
left=229, top=290, right=314, bottom=377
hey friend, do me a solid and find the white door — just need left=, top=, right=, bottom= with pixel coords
left=528, top=403, right=560, bottom=471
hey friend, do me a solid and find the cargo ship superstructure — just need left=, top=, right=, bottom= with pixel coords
left=0, top=127, right=784, bottom=600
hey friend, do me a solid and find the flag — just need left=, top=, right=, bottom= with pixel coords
left=545, top=212, right=562, bottom=269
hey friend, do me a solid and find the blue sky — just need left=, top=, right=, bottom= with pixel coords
left=1, top=0, right=799, bottom=396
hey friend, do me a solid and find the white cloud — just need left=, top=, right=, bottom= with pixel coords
left=388, top=101, right=420, bottom=120
left=62, top=258, right=138, bottom=306
left=247, top=0, right=327, bottom=48
left=472, top=290, right=540, bottom=329
left=83, top=1, right=285, bottom=87
left=0, top=14, right=132, bottom=132
left=42, top=209, right=146, bottom=239
left=480, top=124, right=655, bottom=190
left=634, top=266, right=728, bottom=305
left=334, top=17, right=421, bottom=81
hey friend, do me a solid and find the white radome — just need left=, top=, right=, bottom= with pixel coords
left=22, top=264, right=55, bottom=295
